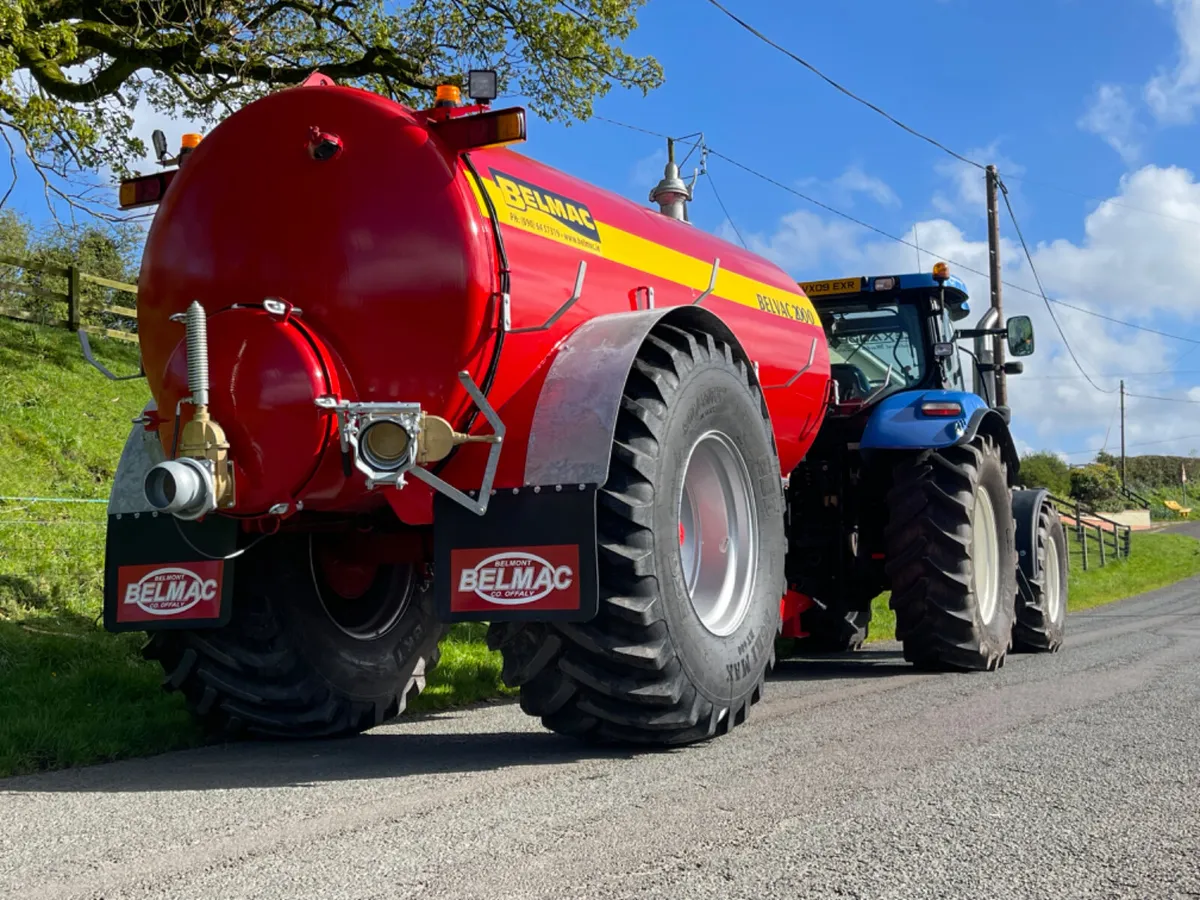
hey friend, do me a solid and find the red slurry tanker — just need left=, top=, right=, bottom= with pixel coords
left=104, top=73, right=830, bottom=744
left=103, top=72, right=1063, bottom=746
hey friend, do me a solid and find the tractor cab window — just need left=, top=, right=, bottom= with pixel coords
left=824, top=302, right=927, bottom=404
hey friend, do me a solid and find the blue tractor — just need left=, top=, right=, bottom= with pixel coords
left=782, top=264, right=1067, bottom=670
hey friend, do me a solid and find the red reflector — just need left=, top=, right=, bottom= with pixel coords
left=119, top=171, right=177, bottom=209
left=432, top=107, right=527, bottom=153
left=920, top=401, right=963, bottom=417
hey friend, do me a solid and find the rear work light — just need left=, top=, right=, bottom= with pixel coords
left=920, top=401, right=963, bottom=417
left=119, top=170, right=177, bottom=209
left=432, top=107, right=527, bottom=153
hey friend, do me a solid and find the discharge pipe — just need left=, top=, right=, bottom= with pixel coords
left=143, top=301, right=221, bottom=520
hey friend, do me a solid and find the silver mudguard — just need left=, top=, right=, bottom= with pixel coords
left=108, top=400, right=166, bottom=516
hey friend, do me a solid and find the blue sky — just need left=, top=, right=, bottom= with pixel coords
left=8, top=0, right=1200, bottom=462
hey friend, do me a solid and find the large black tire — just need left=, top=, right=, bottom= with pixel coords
left=794, top=601, right=870, bottom=653
left=487, top=322, right=786, bottom=745
left=884, top=435, right=1017, bottom=671
left=143, top=532, right=445, bottom=738
left=1012, top=502, right=1068, bottom=652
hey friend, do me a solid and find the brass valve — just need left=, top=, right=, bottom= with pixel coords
left=416, top=413, right=501, bottom=465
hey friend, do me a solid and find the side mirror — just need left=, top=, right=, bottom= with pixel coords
left=1007, top=315, right=1035, bottom=357
left=1003, top=361, right=1024, bottom=375
left=151, top=129, right=169, bottom=162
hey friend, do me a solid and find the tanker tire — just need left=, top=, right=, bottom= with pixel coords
left=487, top=323, right=786, bottom=746
left=883, top=435, right=1017, bottom=672
left=142, top=533, right=445, bottom=739
left=1012, top=502, right=1068, bottom=652
left=794, top=603, right=871, bottom=654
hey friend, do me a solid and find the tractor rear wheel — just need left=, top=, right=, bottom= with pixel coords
left=884, top=435, right=1017, bottom=671
left=1013, top=501, right=1068, bottom=652
left=143, top=532, right=445, bottom=738
left=487, top=322, right=786, bottom=745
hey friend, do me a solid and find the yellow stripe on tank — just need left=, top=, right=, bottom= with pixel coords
left=466, top=171, right=821, bottom=328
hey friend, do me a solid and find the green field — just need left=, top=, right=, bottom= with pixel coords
left=2, top=316, right=1199, bottom=778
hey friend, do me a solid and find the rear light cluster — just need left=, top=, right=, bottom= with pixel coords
left=920, top=401, right=963, bottom=417
left=118, top=171, right=177, bottom=210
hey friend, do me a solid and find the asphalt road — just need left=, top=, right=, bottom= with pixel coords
left=3, top=577, right=1200, bottom=900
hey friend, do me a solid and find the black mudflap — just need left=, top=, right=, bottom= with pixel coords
left=434, top=487, right=599, bottom=624
left=103, top=513, right=239, bottom=633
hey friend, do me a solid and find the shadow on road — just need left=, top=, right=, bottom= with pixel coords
left=3, top=721, right=654, bottom=794
left=770, top=647, right=911, bottom=683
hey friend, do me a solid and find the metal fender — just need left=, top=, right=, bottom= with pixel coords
left=108, top=400, right=167, bottom=516
left=859, top=390, right=989, bottom=451
left=860, top=391, right=1020, bottom=482
left=523, top=304, right=764, bottom=488
left=1012, top=487, right=1051, bottom=585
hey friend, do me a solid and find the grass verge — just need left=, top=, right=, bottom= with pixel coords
left=3, top=317, right=1199, bottom=778
left=0, top=318, right=508, bottom=778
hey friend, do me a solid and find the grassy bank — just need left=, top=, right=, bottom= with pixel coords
left=3, top=317, right=1199, bottom=778
left=862, top=529, right=1200, bottom=643
left=0, top=318, right=507, bottom=778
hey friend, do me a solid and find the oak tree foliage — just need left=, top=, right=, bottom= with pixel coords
left=0, top=0, right=663, bottom=180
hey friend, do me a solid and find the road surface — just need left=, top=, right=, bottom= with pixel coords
left=3, top=577, right=1199, bottom=900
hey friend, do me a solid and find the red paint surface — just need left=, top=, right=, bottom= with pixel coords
left=116, top=562, right=224, bottom=623
left=135, top=82, right=830, bottom=524
left=450, top=545, right=581, bottom=613
left=780, top=590, right=814, bottom=639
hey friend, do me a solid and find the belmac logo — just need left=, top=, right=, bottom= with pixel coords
left=489, top=169, right=600, bottom=242
left=451, top=545, right=581, bottom=613
left=115, top=561, right=223, bottom=623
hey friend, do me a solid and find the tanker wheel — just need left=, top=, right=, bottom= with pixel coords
left=143, top=531, right=445, bottom=739
left=795, top=602, right=871, bottom=654
left=1012, top=502, right=1068, bottom=652
left=487, top=322, right=786, bottom=745
left=883, top=435, right=1017, bottom=671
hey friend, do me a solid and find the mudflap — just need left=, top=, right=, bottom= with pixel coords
left=1012, top=487, right=1049, bottom=607
left=434, top=487, right=599, bottom=623
left=103, top=513, right=238, bottom=633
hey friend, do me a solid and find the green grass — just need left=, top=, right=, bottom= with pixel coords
left=3, top=315, right=1199, bottom=778
left=0, top=318, right=511, bottom=778
left=862, top=528, right=1200, bottom=643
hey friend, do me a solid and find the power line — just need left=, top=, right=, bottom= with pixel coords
left=701, top=0, right=984, bottom=170
left=1000, top=172, right=1200, bottom=229
left=1026, top=369, right=1200, bottom=381
left=1060, top=433, right=1200, bottom=457
left=704, top=169, right=747, bottom=249
left=999, top=180, right=1117, bottom=394
left=591, top=116, right=1200, bottom=350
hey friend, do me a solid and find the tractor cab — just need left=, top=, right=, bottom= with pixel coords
left=800, top=267, right=973, bottom=415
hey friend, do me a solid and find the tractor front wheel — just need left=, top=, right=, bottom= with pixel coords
left=488, top=322, right=786, bottom=745
left=1013, top=501, right=1068, bottom=652
left=884, top=435, right=1017, bottom=671
left=143, top=532, right=445, bottom=739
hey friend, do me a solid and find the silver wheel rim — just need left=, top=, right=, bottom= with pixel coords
left=1044, top=530, right=1063, bottom=623
left=972, top=486, right=1001, bottom=626
left=678, top=430, right=758, bottom=637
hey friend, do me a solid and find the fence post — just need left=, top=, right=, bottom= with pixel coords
left=1124, top=527, right=1131, bottom=558
left=67, top=264, right=81, bottom=333
left=1081, top=525, right=1089, bottom=571
left=1111, top=523, right=1119, bottom=556
left=1075, top=500, right=1084, bottom=543
left=1097, top=524, right=1106, bottom=566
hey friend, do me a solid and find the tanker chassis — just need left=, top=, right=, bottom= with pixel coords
left=98, top=73, right=1063, bottom=748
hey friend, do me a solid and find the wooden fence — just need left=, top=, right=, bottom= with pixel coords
left=0, top=252, right=138, bottom=342
left=1047, top=493, right=1132, bottom=571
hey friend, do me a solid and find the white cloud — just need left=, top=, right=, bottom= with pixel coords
left=631, top=148, right=667, bottom=190
left=1145, top=0, right=1200, bottom=123
left=832, top=166, right=900, bottom=208
left=932, top=143, right=1024, bottom=219
left=1078, top=84, right=1142, bottom=164
left=739, top=163, right=1200, bottom=458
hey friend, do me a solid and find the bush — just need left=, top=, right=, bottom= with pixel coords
left=1019, top=451, right=1071, bottom=496
left=1069, top=463, right=1124, bottom=512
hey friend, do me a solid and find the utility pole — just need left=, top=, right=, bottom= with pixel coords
left=1120, top=380, right=1127, bottom=487
left=986, top=165, right=1008, bottom=408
